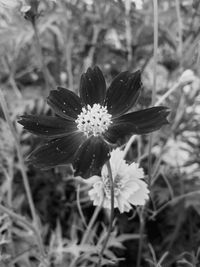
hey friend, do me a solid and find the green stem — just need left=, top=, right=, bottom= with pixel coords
left=97, top=160, right=114, bottom=267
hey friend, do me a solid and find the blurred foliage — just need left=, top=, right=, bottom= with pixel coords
left=0, top=0, right=200, bottom=266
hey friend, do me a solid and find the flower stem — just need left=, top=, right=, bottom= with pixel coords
left=97, top=160, right=114, bottom=267
left=151, top=0, right=158, bottom=107
left=125, top=0, right=132, bottom=68
left=148, top=0, right=158, bottom=186
left=136, top=207, right=145, bottom=267
left=0, top=90, right=36, bottom=223
left=150, top=190, right=200, bottom=220
left=155, top=79, right=190, bottom=107
left=32, top=21, right=54, bottom=95
left=175, top=0, right=183, bottom=67
left=76, top=184, right=87, bottom=228
left=0, top=89, right=45, bottom=258
left=81, top=205, right=101, bottom=245
left=123, top=135, right=136, bottom=159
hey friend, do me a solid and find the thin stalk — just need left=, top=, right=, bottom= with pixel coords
left=76, top=184, right=87, bottom=228
left=151, top=0, right=158, bottom=107
left=9, top=76, right=22, bottom=99
left=148, top=0, right=158, bottom=186
left=0, top=89, right=45, bottom=258
left=136, top=207, right=145, bottom=267
left=65, top=27, right=73, bottom=90
left=125, top=0, right=132, bottom=68
left=83, top=24, right=100, bottom=71
left=0, top=89, right=37, bottom=225
left=60, top=2, right=73, bottom=89
left=137, top=2, right=158, bottom=267
left=147, top=134, right=154, bottom=187
left=81, top=205, right=101, bottom=245
left=123, top=135, right=136, bottom=159
left=150, top=190, right=200, bottom=220
left=155, top=81, right=180, bottom=106
left=97, top=160, right=114, bottom=267
left=2, top=168, right=14, bottom=258
left=2, top=168, right=13, bottom=211
left=175, top=0, right=183, bottom=67
left=32, top=21, right=53, bottom=95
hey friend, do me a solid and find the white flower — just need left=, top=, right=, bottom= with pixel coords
left=88, top=148, right=149, bottom=213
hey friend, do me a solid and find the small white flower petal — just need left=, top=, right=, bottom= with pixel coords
left=121, top=181, right=140, bottom=198
left=102, top=147, right=127, bottom=177
left=88, top=181, right=104, bottom=206
left=117, top=194, right=132, bottom=213
left=83, top=175, right=101, bottom=185
left=128, top=180, right=149, bottom=206
left=128, top=162, right=144, bottom=179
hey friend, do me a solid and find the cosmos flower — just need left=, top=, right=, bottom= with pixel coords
left=18, top=66, right=169, bottom=178
left=88, top=148, right=149, bottom=213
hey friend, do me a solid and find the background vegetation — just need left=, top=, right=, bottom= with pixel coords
left=0, top=0, right=200, bottom=266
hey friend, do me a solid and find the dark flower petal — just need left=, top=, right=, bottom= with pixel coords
left=80, top=66, right=106, bottom=106
left=18, top=115, right=77, bottom=138
left=73, top=136, right=110, bottom=178
left=104, top=107, right=169, bottom=144
left=47, top=87, right=82, bottom=120
left=26, top=133, right=85, bottom=169
left=105, top=70, right=142, bottom=117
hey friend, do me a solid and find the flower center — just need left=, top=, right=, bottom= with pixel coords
left=103, top=174, right=122, bottom=198
left=75, top=104, right=112, bottom=137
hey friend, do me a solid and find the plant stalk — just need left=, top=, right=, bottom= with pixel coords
left=0, top=89, right=45, bottom=259
left=97, top=160, right=114, bottom=267
left=148, top=0, right=158, bottom=187
left=32, top=21, right=54, bottom=95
